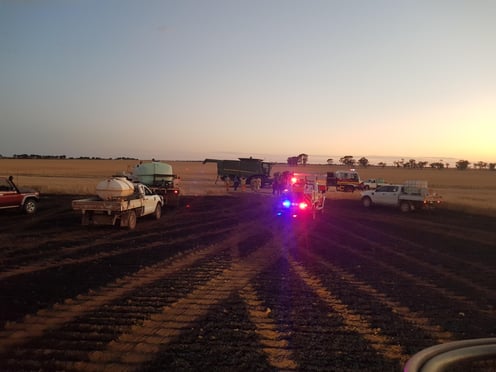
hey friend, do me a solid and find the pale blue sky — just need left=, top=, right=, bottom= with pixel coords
left=1, top=0, right=495, bottom=163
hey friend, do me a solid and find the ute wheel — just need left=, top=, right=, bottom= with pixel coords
left=127, top=210, right=137, bottom=230
left=23, top=198, right=37, bottom=214
left=400, top=201, right=411, bottom=213
left=154, top=203, right=162, bottom=220
left=82, top=212, right=91, bottom=226
left=362, top=196, right=372, bottom=208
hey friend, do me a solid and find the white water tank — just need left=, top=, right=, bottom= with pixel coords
left=96, top=177, right=135, bottom=200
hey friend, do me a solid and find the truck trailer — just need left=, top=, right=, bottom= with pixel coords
left=203, top=157, right=274, bottom=187
left=131, top=161, right=180, bottom=207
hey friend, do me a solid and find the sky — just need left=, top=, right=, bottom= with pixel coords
left=1, top=0, right=495, bottom=164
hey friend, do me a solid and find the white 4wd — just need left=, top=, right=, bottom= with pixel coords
left=361, top=181, right=441, bottom=212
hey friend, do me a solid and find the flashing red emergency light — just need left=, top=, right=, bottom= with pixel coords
left=291, top=176, right=298, bottom=184
left=299, top=202, right=308, bottom=210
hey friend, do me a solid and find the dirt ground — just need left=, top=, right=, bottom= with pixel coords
left=0, top=189, right=495, bottom=371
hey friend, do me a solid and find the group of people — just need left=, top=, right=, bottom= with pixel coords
left=223, top=175, right=262, bottom=192
left=271, top=171, right=293, bottom=195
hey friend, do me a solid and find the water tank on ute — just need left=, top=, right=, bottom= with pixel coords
left=96, top=177, right=135, bottom=200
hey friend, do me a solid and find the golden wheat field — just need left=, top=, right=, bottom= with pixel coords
left=1, top=159, right=495, bottom=216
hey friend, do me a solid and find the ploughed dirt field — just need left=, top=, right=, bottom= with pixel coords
left=0, top=192, right=495, bottom=371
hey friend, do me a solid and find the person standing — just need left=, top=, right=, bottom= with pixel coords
left=224, top=176, right=230, bottom=192
left=233, top=176, right=240, bottom=191
left=272, top=176, right=279, bottom=195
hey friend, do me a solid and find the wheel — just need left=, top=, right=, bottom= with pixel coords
left=362, top=196, right=372, bottom=208
left=23, top=198, right=37, bottom=214
left=154, top=203, right=162, bottom=220
left=400, top=201, right=411, bottom=213
left=127, top=210, right=137, bottom=230
left=81, top=212, right=91, bottom=226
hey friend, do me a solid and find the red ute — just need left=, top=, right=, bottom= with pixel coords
left=0, top=176, right=40, bottom=214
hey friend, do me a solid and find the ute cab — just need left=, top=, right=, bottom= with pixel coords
left=0, top=176, right=40, bottom=214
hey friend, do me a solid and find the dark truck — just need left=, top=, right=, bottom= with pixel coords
left=0, top=176, right=40, bottom=214
left=203, top=157, right=274, bottom=187
left=130, top=161, right=180, bottom=207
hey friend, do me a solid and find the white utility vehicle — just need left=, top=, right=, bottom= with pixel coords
left=361, top=180, right=441, bottom=212
left=72, top=178, right=164, bottom=229
left=361, top=178, right=387, bottom=190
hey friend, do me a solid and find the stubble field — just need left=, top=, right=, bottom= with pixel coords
left=2, top=159, right=495, bottom=215
left=0, top=159, right=495, bottom=371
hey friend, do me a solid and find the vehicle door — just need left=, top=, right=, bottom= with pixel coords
left=0, top=178, right=22, bottom=208
left=141, top=186, right=159, bottom=215
left=372, top=185, right=400, bottom=206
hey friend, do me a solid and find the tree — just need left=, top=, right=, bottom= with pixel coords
left=455, top=160, right=470, bottom=170
left=489, top=163, right=496, bottom=171
left=326, top=158, right=334, bottom=165
left=474, top=161, right=487, bottom=170
left=339, top=155, right=355, bottom=167
left=377, top=162, right=387, bottom=168
left=358, top=157, right=369, bottom=167
left=430, top=162, right=445, bottom=169
left=407, top=159, right=417, bottom=168
left=417, top=161, right=428, bottom=169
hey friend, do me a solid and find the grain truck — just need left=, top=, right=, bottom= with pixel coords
left=203, top=157, right=274, bottom=187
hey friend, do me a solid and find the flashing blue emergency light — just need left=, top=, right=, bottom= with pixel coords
left=282, top=199, right=291, bottom=208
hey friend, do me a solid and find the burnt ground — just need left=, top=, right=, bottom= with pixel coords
left=0, top=193, right=495, bottom=371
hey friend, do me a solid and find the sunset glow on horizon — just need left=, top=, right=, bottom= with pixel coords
left=1, top=1, right=495, bottom=164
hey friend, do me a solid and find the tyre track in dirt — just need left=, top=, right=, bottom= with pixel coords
left=0, top=218, right=236, bottom=280
left=0, top=221, right=283, bottom=371
left=0, top=195, right=242, bottom=270
left=308, top=224, right=495, bottom=339
left=320, top=217, right=496, bottom=307
left=0, top=196, right=253, bottom=327
left=288, top=257, right=406, bottom=362
left=0, top=195, right=495, bottom=370
left=336, top=206, right=496, bottom=263
left=0, top=219, right=255, bottom=352
left=289, top=247, right=455, bottom=342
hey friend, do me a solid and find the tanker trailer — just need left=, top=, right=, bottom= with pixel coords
left=132, top=161, right=180, bottom=206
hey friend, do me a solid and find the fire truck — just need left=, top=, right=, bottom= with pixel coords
left=326, top=170, right=362, bottom=192
left=275, top=173, right=326, bottom=219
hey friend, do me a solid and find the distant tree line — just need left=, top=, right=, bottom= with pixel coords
left=4, top=154, right=138, bottom=160
left=321, top=155, right=495, bottom=171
